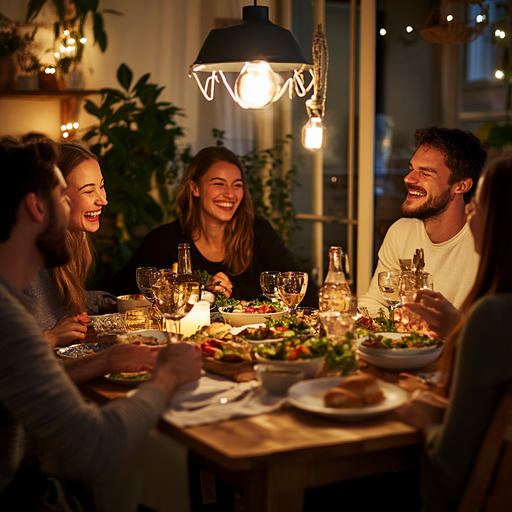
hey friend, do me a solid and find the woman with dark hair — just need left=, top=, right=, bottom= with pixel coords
left=396, top=156, right=512, bottom=511
left=25, top=142, right=109, bottom=346
left=110, top=146, right=317, bottom=304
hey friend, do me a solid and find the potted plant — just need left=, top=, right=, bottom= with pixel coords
left=0, top=12, right=36, bottom=91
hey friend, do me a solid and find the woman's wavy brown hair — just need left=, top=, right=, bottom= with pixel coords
left=177, top=147, right=254, bottom=275
left=50, top=143, right=100, bottom=314
left=440, top=156, right=512, bottom=395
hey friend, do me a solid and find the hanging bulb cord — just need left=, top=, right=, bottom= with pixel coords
left=306, top=24, right=329, bottom=119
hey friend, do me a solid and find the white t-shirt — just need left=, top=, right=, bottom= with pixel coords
left=359, top=218, right=480, bottom=317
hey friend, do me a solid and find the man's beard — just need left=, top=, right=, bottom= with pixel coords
left=401, top=187, right=452, bottom=221
left=36, top=201, right=71, bottom=268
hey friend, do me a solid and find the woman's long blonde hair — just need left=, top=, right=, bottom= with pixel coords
left=50, top=143, right=100, bottom=314
left=441, top=156, right=512, bottom=395
left=177, top=147, right=254, bottom=275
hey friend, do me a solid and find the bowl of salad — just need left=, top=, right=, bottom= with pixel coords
left=218, top=299, right=286, bottom=327
left=232, top=315, right=314, bottom=344
left=254, top=337, right=328, bottom=378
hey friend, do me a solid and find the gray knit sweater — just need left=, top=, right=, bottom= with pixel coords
left=0, top=275, right=167, bottom=493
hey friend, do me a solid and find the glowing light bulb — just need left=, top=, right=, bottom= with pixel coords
left=66, top=46, right=75, bottom=53
left=234, top=61, right=279, bottom=109
left=406, top=26, right=413, bottom=33
left=302, top=116, right=325, bottom=151
left=63, top=30, right=69, bottom=36
left=80, top=37, right=87, bottom=44
left=496, top=70, right=505, bottom=79
left=66, top=123, right=73, bottom=130
left=73, top=122, right=79, bottom=129
left=68, top=38, right=75, bottom=44
left=62, top=132, right=69, bottom=138
left=447, top=14, right=454, bottom=22
left=60, top=46, right=66, bottom=53
left=380, top=28, right=387, bottom=36
left=476, top=14, right=486, bottom=23
left=61, top=125, right=67, bottom=131
left=500, top=30, right=506, bottom=39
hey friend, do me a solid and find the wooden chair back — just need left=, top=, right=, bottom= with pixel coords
left=457, top=383, right=512, bottom=512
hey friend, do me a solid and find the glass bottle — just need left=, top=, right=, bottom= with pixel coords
left=176, top=243, right=201, bottom=309
left=319, top=246, right=352, bottom=312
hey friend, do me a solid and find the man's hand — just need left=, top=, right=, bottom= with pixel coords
left=206, top=272, right=233, bottom=299
left=45, top=314, right=90, bottom=348
left=150, top=343, right=202, bottom=400
left=403, top=290, right=461, bottom=339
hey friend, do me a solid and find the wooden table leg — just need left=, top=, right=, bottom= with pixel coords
left=243, top=462, right=307, bottom=512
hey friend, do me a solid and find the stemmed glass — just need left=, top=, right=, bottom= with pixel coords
left=136, top=266, right=160, bottom=329
left=260, top=271, right=280, bottom=301
left=378, top=271, right=401, bottom=311
left=150, top=269, right=195, bottom=336
left=277, top=271, right=308, bottom=316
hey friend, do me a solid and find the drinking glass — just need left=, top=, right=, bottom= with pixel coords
left=150, top=270, right=194, bottom=335
left=398, top=272, right=434, bottom=331
left=136, top=266, right=157, bottom=301
left=260, top=271, right=280, bottom=301
left=277, top=271, right=308, bottom=315
left=378, top=271, right=401, bottom=311
left=319, top=294, right=358, bottom=342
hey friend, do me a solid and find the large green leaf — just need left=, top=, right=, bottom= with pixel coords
left=93, top=12, right=107, bottom=51
left=117, top=63, right=133, bottom=92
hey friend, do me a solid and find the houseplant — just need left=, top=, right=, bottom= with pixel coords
left=83, top=63, right=191, bottom=283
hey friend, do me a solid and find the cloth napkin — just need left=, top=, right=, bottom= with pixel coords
left=163, top=372, right=289, bottom=428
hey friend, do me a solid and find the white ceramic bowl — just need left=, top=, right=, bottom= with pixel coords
left=116, top=294, right=151, bottom=313
left=254, top=353, right=326, bottom=379
left=219, top=307, right=284, bottom=327
left=357, top=344, right=444, bottom=371
left=254, top=364, right=305, bottom=393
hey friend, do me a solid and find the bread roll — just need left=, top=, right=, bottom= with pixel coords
left=340, top=374, right=384, bottom=405
left=324, top=387, right=363, bottom=408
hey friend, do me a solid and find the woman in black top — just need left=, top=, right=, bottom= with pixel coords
left=109, top=147, right=317, bottom=306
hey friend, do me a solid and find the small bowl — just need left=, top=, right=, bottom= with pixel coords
left=254, top=364, right=305, bottom=393
left=116, top=294, right=151, bottom=313
left=254, top=353, right=326, bottom=379
left=219, top=307, right=284, bottom=327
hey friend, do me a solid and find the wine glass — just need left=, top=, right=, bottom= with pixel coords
left=150, top=270, right=194, bottom=336
left=260, top=271, right=280, bottom=301
left=136, top=266, right=160, bottom=329
left=378, top=271, right=401, bottom=311
left=277, top=271, right=308, bottom=316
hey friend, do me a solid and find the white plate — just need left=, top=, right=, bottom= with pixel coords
left=104, top=372, right=150, bottom=385
left=287, top=377, right=408, bottom=421
left=116, top=330, right=169, bottom=345
left=219, top=307, right=284, bottom=327
left=57, top=342, right=114, bottom=358
left=231, top=323, right=288, bottom=345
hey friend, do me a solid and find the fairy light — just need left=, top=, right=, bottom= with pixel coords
left=447, top=14, right=454, bottom=22
left=476, top=14, right=486, bottom=23
left=80, top=37, right=87, bottom=44
left=73, top=122, right=79, bottom=129
left=62, top=132, right=69, bottom=138
left=495, top=70, right=505, bottom=79
left=60, top=125, right=67, bottom=131
left=495, top=29, right=506, bottom=39
left=68, top=37, right=75, bottom=44
left=63, top=30, right=69, bottom=36
left=406, top=26, right=413, bottom=33
left=45, top=67, right=55, bottom=74
left=380, top=28, right=387, bottom=36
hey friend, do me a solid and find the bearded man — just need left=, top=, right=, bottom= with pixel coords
left=359, top=126, right=487, bottom=317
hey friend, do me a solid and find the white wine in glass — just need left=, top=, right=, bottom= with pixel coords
left=378, top=271, right=401, bottom=310
left=277, top=271, right=308, bottom=315
left=136, top=266, right=157, bottom=302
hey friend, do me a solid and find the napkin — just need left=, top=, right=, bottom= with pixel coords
left=163, top=372, right=289, bottom=428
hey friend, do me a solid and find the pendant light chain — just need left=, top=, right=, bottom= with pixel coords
left=306, top=24, right=329, bottom=119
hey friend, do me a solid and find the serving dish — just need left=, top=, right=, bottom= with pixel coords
left=287, top=377, right=408, bottom=421
left=57, top=342, right=114, bottom=358
left=219, top=307, right=284, bottom=327
left=254, top=364, right=305, bottom=393
left=116, top=329, right=169, bottom=345
left=231, top=323, right=287, bottom=345
left=116, top=294, right=151, bottom=312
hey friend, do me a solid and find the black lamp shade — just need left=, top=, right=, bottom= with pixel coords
left=192, top=5, right=312, bottom=73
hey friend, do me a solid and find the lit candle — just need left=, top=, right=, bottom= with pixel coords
left=174, top=301, right=211, bottom=337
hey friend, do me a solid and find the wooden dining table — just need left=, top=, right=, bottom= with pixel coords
left=80, top=364, right=431, bottom=512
